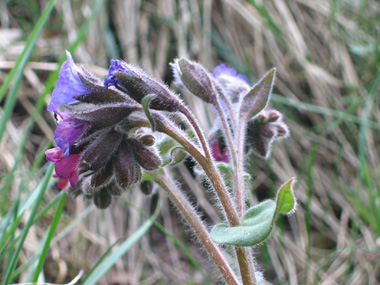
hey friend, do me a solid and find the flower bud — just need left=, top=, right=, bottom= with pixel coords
left=94, top=190, right=112, bottom=209
left=79, top=130, right=122, bottom=172
left=90, top=159, right=114, bottom=188
left=67, top=103, right=140, bottom=130
left=246, top=109, right=289, bottom=159
left=139, top=134, right=156, bottom=146
left=176, top=58, right=216, bottom=104
left=105, top=60, right=182, bottom=112
left=105, top=182, right=124, bottom=196
left=128, top=138, right=162, bottom=170
left=140, top=180, right=156, bottom=196
left=267, top=109, right=281, bottom=122
left=114, top=141, right=141, bottom=189
left=76, top=69, right=132, bottom=105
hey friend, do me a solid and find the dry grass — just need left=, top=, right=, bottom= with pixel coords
left=1, top=0, right=379, bottom=284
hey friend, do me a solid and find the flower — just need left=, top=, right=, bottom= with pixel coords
left=213, top=64, right=249, bottom=85
left=104, top=60, right=130, bottom=90
left=78, top=129, right=161, bottom=192
left=46, top=148, right=80, bottom=188
left=53, top=107, right=89, bottom=157
left=213, top=64, right=250, bottom=103
left=47, top=51, right=91, bottom=112
left=210, top=141, right=229, bottom=163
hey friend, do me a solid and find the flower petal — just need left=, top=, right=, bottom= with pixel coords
left=210, top=142, right=229, bottom=163
left=54, top=110, right=89, bottom=157
left=45, top=147, right=63, bottom=162
left=54, top=153, right=80, bottom=184
left=47, top=51, right=91, bottom=111
left=213, top=64, right=249, bottom=85
left=104, top=60, right=130, bottom=89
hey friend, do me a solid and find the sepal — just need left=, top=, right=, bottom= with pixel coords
left=129, top=138, right=162, bottom=170
left=240, top=68, right=276, bottom=121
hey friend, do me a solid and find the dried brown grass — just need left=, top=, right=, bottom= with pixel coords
left=1, top=0, right=379, bottom=284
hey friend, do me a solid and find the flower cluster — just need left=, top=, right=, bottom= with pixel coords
left=46, top=51, right=161, bottom=208
left=46, top=52, right=288, bottom=208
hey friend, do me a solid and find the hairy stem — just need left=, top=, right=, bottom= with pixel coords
left=153, top=113, right=239, bottom=225
left=179, top=105, right=214, bottom=162
left=235, top=118, right=247, bottom=217
left=236, top=247, right=257, bottom=285
left=213, top=81, right=238, bottom=131
left=213, top=98, right=244, bottom=215
left=153, top=112, right=257, bottom=284
left=149, top=171, right=240, bottom=285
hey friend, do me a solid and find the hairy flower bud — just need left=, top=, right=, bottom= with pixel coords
left=79, top=130, right=122, bottom=172
left=140, top=180, right=156, bottom=196
left=175, top=58, right=217, bottom=104
left=67, top=103, right=140, bottom=130
left=104, top=60, right=182, bottom=112
left=93, top=190, right=112, bottom=209
left=90, top=159, right=114, bottom=188
left=129, top=138, right=162, bottom=170
left=139, top=134, right=156, bottom=146
left=246, top=109, right=289, bottom=159
left=115, top=141, right=142, bottom=189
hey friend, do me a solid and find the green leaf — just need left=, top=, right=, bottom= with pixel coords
left=239, top=68, right=276, bottom=121
left=275, top=177, right=296, bottom=216
left=157, top=136, right=186, bottom=166
left=210, top=177, right=296, bottom=247
left=142, top=94, right=156, bottom=131
left=211, top=200, right=276, bottom=247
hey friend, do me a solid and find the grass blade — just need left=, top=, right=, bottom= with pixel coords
left=82, top=200, right=162, bottom=285
left=2, top=164, right=54, bottom=285
left=32, top=192, right=67, bottom=282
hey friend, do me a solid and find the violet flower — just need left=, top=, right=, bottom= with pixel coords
left=47, top=51, right=91, bottom=112
left=46, top=148, right=80, bottom=188
left=213, top=64, right=250, bottom=104
left=213, top=64, right=249, bottom=85
left=54, top=107, right=89, bottom=157
left=104, top=60, right=130, bottom=90
left=210, top=141, right=229, bottom=163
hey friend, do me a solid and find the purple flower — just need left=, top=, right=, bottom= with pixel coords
left=47, top=51, right=91, bottom=112
left=53, top=107, right=89, bottom=157
left=46, top=148, right=80, bottom=188
left=211, top=142, right=229, bottom=163
left=213, top=64, right=249, bottom=85
left=104, top=60, right=131, bottom=89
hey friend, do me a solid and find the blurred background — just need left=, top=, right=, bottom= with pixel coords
left=0, top=0, right=379, bottom=284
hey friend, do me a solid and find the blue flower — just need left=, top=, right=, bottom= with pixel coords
left=104, top=60, right=131, bottom=89
left=47, top=51, right=91, bottom=112
left=213, top=64, right=249, bottom=85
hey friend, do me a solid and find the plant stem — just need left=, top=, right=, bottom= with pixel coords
left=153, top=112, right=239, bottom=225
left=153, top=112, right=257, bottom=284
left=235, top=118, right=248, bottom=217
left=149, top=171, right=240, bottom=285
left=213, top=98, right=244, bottom=216
left=236, top=247, right=257, bottom=285
left=179, top=105, right=214, bottom=162
left=213, top=81, right=238, bottom=131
